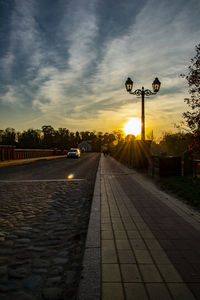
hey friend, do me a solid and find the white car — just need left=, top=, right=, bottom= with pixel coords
left=67, top=148, right=81, bottom=158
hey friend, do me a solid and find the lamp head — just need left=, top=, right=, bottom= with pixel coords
left=152, top=77, right=161, bottom=93
left=125, top=77, right=133, bottom=92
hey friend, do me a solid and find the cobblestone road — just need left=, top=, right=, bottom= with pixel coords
left=0, top=153, right=100, bottom=299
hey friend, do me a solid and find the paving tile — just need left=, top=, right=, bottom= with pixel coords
left=124, top=223, right=138, bottom=230
left=139, top=264, right=163, bottom=282
left=101, top=204, right=109, bottom=208
left=146, top=283, right=172, bottom=300
left=111, top=217, right=121, bottom=223
left=168, top=283, right=196, bottom=300
left=113, top=223, right=124, bottom=230
left=171, top=239, right=193, bottom=250
left=101, top=206, right=109, bottom=210
left=127, top=230, right=141, bottom=239
left=102, top=212, right=110, bottom=218
left=132, top=216, right=144, bottom=223
left=156, top=239, right=174, bottom=250
left=101, top=157, right=200, bottom=299
left=157, top=264, right=183, bottom=282
left=173, top=262, right=200, bottom=282
left=134, top=250, right=153, bottom=264
left=114, top=230, right=127, bottom=239
left=188, top=283, right=200, bottom=300
left=102, top=239, right=115, bottom=249
left=101, top=223, right=112, bottom=230
left=122, top=216, right=132, bottom=223
left=116, top=239, right=131, bottom=250
left=121, top=264, right=142, bottom=282
left=102, top=264, right=121, bottom=282
left=101, top=217, right=111, bottom=224
left=120, top=210, right=130, bottom=216
left=164, top=250, right=185, bottom=263
left=102, top=248, right=118, bottom=263
left=182, top=250, right=200, bottom=263
left=118, top=250, right=136, bottom=263
left=102, top=283, right=124, bottom=300
left=130, top=239, right=147, bottom=250
left=111, top=212, right=120, bottom=217
left=101, top=209, right=109, bottom=214
left=128, top=209, right=140, bottom=217
left=102, top=230, right=114, bottom=240
left=150, top=229, right=169, bottom=239
left=124, top=283, right=148, bottom=300
left=150, top=250, right=171, bottom=264
left=140, top=230, right=155, bottom=239
left=145, top=239, right=162, bottom=251
left=110, top=207, right=118, bottom=211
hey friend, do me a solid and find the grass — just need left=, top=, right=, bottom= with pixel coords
left=160, top=176, right=200, bottom=209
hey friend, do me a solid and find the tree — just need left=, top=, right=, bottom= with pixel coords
left=80, top=131, right=90, bottom=141
left=75, top=131, right=81, bottom=145
left=0, top=130, right=4, bottom=144
left=41, top=125, right=55, bottom=148
left=18, top=129, right=41, bottom=148
left=159, top=132, right=193, bottom=156
left=182, top=43, right=200, bottom=151
left=2, top=128, right=16, bottom=145
left=56, top=128, right=70, bottom=149
left=112, top=129, right=125, bottom=143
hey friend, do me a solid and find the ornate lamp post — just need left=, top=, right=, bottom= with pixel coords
left=125, top=77, right=161, bottom=140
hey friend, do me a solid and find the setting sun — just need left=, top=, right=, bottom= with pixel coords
left=123, top=117, right=141, bottom=136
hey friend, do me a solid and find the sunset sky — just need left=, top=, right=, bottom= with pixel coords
left=0, top=0, right=200, bottom=138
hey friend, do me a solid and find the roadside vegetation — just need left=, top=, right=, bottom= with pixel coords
left=150, top=132, right=194, bottom=157
left=160, top=176, right=200, bottom=209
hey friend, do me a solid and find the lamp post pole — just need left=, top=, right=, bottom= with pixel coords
left=141, top=87, right=145, bottom=141
left=125, top=77, right=161, bottom=141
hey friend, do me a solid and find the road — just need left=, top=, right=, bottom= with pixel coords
left=0, top=152, right=99, bottom=181
left=0, top=153, right=100, bottom=300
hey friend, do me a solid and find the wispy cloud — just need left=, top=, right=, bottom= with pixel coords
left=0, top=0, right=200, bottom=135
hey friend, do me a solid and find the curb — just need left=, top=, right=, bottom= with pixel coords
left=77, top=155, right=101, bottom=300
left=0, top=155, right=66, bottom=168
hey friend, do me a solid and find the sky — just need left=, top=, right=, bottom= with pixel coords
left=0, top=0, right=200, bottom=139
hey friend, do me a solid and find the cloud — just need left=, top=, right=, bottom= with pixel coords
left=30, top=0, right=99, bottom=116
left=0, top=0, right=200, bottom=135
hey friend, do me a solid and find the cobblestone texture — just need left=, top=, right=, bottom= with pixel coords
left=0, top=180, right=94, bottom=299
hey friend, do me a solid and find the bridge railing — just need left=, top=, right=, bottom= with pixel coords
left=0, top=145, right=66, bottom=161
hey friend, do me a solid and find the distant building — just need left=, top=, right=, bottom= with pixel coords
left=78, top=141, right=92, bottom=152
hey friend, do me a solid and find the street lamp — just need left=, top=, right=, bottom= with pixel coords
left=125, top=77, right=161, bottom=140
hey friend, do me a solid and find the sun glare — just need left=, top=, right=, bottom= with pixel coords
left=123, top=118, right=141, bottom=136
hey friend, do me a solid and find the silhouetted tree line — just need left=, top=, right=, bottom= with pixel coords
left=0, top=125, right=121, bottom=152
left=150, top=132, right=194, bottom=157
left=0, top=126, right=198, bottom=157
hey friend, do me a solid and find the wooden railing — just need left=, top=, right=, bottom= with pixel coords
left=193, top=159, right=200, bottom=178
left=0, top=145, right=66, bottom=161
left=149, top=156, right=200, bottom=179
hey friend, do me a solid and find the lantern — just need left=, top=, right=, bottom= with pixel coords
left=125, top=77, right=133, bottom=92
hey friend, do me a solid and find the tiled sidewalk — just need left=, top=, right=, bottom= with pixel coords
left=78, top=154, right=200, bottom=300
